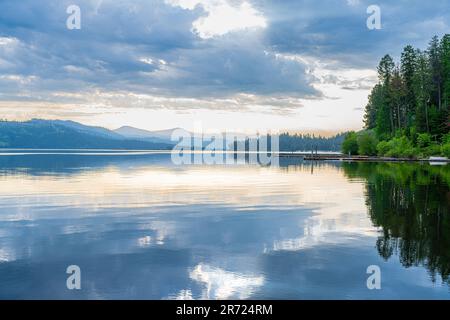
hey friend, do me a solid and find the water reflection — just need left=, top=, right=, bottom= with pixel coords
left=343, top=162, right=450, bottom=284
left=0, top=154, right=448, bottom=299
left=170, top=264, right=265, bottom=300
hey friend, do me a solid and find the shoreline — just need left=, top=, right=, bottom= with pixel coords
left=278, top=153, right=450, bottom=163
left=0, top=148, right=448, bottom=163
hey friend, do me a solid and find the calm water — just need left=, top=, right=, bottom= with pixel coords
left=0, top=153, right=449, bottom=299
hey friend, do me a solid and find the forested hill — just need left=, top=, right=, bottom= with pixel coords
left=277, top=133, right=346, bottom=152
left=343, top=34, right=450, bottom=158
left=0, top=119, right=346, bottom=151
left=235, top=132, right=347, bottom=152
left=0, top=119, right=173, bottom=149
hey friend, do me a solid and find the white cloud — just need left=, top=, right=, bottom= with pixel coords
left=166, top=0, right=267, bottom=38
left=139, top=57, right=154, bottom=65
left=0, top=37, right=19, bottom=46
left=0, top=74, right=37, bottom=85
left=346, top=0, right=360, bottom=6
left=189, top=263, right=264, bottom=299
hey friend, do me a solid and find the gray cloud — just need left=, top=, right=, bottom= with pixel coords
left=0, top=0, right=448, bottom=110
left=254, top=0, right=450, bottom=67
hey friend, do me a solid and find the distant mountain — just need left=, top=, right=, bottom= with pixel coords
left=114, top=126, right=208, bottom=148
left=114, top=126, right=183, bottom=143
left=0, top=119, right=346, bottom=151
left=51, top=120, right=124, bottom=140
left=114, top=126, right=249, bottom=142
left=0, top=119, right=174, bottom=149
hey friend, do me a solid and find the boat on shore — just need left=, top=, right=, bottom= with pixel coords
left=429, top=156, right=450, bottom=165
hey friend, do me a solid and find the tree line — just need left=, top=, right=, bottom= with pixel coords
left=235, top=132, right=347, bottom=152
left=343, top=34, right=450, bottom=158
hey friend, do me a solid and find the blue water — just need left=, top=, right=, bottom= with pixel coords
left=0, top=153, right=448, bottom=299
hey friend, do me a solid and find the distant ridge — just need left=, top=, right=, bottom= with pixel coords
left=114, top=126, right=184, bottom=143
left=0, top=119, right=174, bottom=149
left=0, top=119, right=346, bottom=151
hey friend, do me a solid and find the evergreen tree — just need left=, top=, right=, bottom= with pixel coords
left=364, top=84, right=383, bottom=129
left=390, top=67, right=406, bottom=130
left=427, top=36, right=443, bottom=110
left=376, top=55, right=395, bottom=138
left=441, top=35, right=450, bottom=137
left=400, top=45, right=417, bottom=127
left=442, top=35, right=450, bottom=109
left=413, top=50, right=432, bottom=133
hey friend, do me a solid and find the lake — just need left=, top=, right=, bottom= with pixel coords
left=0, top=152, right=449, bottom=299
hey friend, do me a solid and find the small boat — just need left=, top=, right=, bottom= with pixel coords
left=429, top=156, right=449, bottom=166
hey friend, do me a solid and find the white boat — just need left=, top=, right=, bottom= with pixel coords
left=429, top=156, right=449, bottom=166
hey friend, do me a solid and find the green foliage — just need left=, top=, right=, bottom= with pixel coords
left=417, top=133, right=432, bottom=148
left=376, top=136, right=416, bottom=158
left=443, top=133, right=450, bottom=144
left=361, top=34, right=450, bottom=158
left=342, top=132, right=359, bottom=155
left=442, top=143, right=450, bottom=158
left=357, top=131, right=378, bottom=156
left=416, top=132, right=441, bottom=156
left=442, top=35, right=450, bottom=108
left=238, top=132, right=348, bottom=152
left=428, top=36, right=444, bottom=110
left=414, top=50, right=433, bottom=133
left=375, top=135, right=444, bottom=158
left=363, top=84, right=383, bottom=129
left=377, top=54, right=395, bottom=84
left=428, top=105, right=448, bottom=139
left=376, top=141, right=390, bottom=156
left=376, top=135, right=442, bottom=158
left=276, top=132, right=346, bottom=152
left=421, top=144, right=442, bottom=157
left=401, top=45, right=417, bottom=124
left=440, top=134, right=450, bottom=157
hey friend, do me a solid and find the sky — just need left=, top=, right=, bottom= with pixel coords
left=0, top=0, right=449, bottom=134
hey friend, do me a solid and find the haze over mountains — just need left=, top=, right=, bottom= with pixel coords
left=0, top=119, right=255, bottom=150
left=0, top=119, right=346, bottom=151
left=114, top=126, right=181, bottom=143
left=0, top=119, right=177, bottom=149
left=0, top=119, right=257, bottom=150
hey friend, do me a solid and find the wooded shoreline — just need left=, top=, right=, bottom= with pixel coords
left=278, top=152, right=450, bottom=162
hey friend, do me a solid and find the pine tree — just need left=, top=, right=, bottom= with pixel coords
left=427, top=36, right=443, bottom=110
left=439, top=34, right=450, bottom=137
left=441, top=34, right=450, bottom=109
left=376, top=55, right=395, bottom=137
left=401, top=45, right=417, bottom=127
left=390, top=67, right=406, bottom=130
left=413, top=50, right=432, bottom=133
left=364, top=84, right=383, bottom=129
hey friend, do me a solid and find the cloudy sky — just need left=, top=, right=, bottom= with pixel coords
left=0, top=0, right=448, bottom=133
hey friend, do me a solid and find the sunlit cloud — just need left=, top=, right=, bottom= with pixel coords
left=166, top=0, right=267, bottom=38
left=189, top=263, right=264, bottom=299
